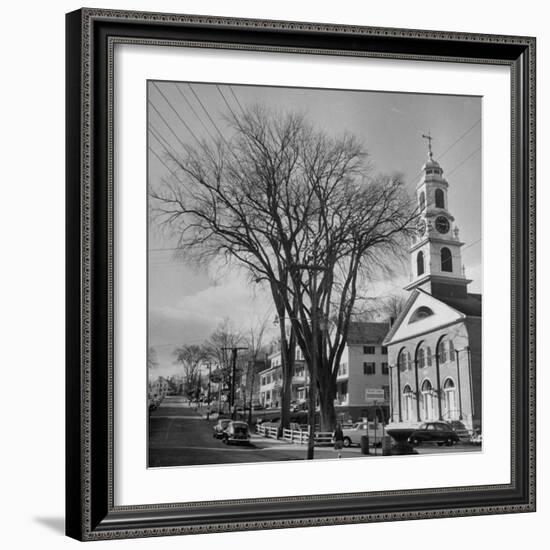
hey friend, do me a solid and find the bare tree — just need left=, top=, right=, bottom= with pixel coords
left=203, top=318, right=244, bottom=410
left=151, top=105, right=417, bottom=430
left=147, top=347, right=159, bottom=371
left=173, top=344, right=206, bottom=401
left=382, top=293, right=408, bottom=324
left=242, top=312, right=271, bottom=422
left=353, top=291, right=408, bottom=322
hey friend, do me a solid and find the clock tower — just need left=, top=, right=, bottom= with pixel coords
left=404, top=134, right=471, bottom=299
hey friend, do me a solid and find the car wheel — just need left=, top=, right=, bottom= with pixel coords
left=222, top=435, right=228, bottom=444
left=343, top=437, right=352, bottom=448
left=411, top=437, right=421, bottom=446
left=445, top=437, right=454, bottom=446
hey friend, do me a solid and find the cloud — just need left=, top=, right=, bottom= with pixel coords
left=149, top=272, right=277, bottom=370
left=154, top=272, right=274, bottom=326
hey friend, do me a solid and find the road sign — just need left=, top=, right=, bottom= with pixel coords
left=365, top=388, right=385, bottom=404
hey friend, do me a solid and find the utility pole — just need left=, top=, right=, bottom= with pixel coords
left=222, top=346, right=248, bottom=419
left=292, top=251, right=328, bottom=460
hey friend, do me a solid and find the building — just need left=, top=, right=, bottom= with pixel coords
left=335, top=322, right=390, bottom=420
left=236, top=356, right=268, bottom=407
left=259, top=347, right=306, bottom=408
left=383, top=140, right=482, bottom=431
left=259, top=322, right=390, bottom=421
left=148, top=376, right=170, bottom=407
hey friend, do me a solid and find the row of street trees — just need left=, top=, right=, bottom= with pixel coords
left=169, top=317, right=270, bottom=415
left=151, top=105, right=418, bottom=431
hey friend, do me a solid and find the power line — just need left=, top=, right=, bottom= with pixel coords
left=461, top=237, right=482, bottom=252
left=438, top=118, right=481, bottom=160
left=149, top=123, right=179, bottom=158
left=148, top=99, right=192, bottom=155
left=187, top=83, right=228, bottom=144
left=407, top=120, right=482, bottom=186
left=446, top=147, right=481, bottom=177
left=149, top=127, right=179, bottom=163
left=151, top=81, right=205, bottom=150
left=148, top=146, right=183, bottom=182
left=216, top=84, right=239, bottom=121
left=173, top=83, right=217, bottom=143
left=228, top=85, right=245, bottom=114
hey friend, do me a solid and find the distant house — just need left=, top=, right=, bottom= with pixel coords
left=259, top=347, right=306, bottom=409
left=336, top=322, right=391, bottom=420
left=258, top=322, right=391, bottom=422
left=148, top=376, right=170, bottom=407
left=236, top=356, right=268, bottom=407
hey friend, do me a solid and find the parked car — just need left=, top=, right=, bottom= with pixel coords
left=341, top=421, right=386, bottom=448
left=470, top=429, right=482, bottom=445
left=212, top=418, right=231, bottom=439
left=448, top=420, right=471, bottom=442
left=222, top=421, right=251, bottom=445
left=408, top=421, right=460, bottom=446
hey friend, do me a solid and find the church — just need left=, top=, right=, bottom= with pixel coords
left=383, top=138, right=482, bottom=432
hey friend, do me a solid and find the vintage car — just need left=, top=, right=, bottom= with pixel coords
left=407, top=421, right=460, bottom=446
left=448, top=420, right=471, bottom=442
left=222, top=421, right=251, bottom=445
left=212, top=418, right=231, bottom=439
left=341, top=420, right=386, bottom=448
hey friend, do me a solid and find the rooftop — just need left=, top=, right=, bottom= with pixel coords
left=437, top=293, right=482, bottom=317
left=346, top=322, right=390, bottom=345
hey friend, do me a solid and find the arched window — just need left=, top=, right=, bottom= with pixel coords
left=421, top=379, right=435, bottom=420
left=398, top=349, right=407, bottom=372
left=448, top=340, right=455, bottom=361
left=417, top=251, right=424, bottom=276
left=407, top=351, right=412, bottom=371
left=441, top=247, right=453, bottom=272
left=403, top=385, right=414, bottom=422
left=443, top=378, right=459, bottom=421
left=435, top=188, right=445, bottom=208
left=438, top=341, right=447, bottom=363
left=418, top=348, right=425, bottom=368
left=408, top=306, right=434, bottom=323
left=419, top=191, right=426, bottom=211
left=426, top=347, right=433, bottom=367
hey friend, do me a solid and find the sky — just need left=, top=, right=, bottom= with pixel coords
left=147, top=81, right=482, bottom=376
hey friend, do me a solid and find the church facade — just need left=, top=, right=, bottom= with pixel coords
left=383, top=140, right=482, bottom=432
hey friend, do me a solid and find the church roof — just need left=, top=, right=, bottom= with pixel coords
left=422, top=157, right=442, bottom=171
left=346, top=322, right=390, bottom=345
left=437, top=293, right=482, bottom=317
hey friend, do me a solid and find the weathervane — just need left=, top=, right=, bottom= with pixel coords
left=422, top=131, right=434, bottom=159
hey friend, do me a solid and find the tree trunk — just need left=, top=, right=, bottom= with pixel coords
left=279, top=336, right=295, bottom=431
left=317, top=365, right=337, bottom=431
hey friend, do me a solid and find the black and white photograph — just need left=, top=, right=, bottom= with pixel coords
left=147, top=82, right=482, bottom=467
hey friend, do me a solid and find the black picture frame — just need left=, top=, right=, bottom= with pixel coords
left=66, top=8, right=536, bottom=541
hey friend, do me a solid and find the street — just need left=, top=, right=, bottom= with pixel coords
left=148, top=396, right=479, bottom=467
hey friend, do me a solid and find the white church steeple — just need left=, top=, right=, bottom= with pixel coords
left=404, top=134, right=471, bottom=298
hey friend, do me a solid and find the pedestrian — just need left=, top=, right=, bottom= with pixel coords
left=333, top=422, right=344, bottom=459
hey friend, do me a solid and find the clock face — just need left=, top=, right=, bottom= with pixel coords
left=435, top=216, right=450, bottom=234
left=416, top=219, right=426, bottom=236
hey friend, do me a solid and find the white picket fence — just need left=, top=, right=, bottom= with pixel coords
left=256, top=424, right=333, bottom=446
left=256, top=424, right=279, bottom=439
